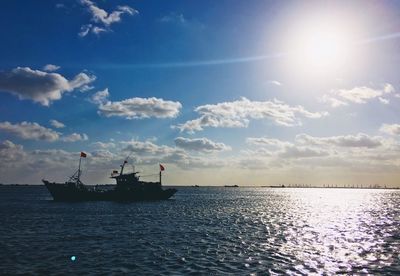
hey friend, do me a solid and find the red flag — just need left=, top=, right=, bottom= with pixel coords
left=159, top=164, right=165, bottom=171
left=80, top=152, right=87, bottom=158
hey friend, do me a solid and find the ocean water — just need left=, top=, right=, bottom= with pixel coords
left=0, top=186, right=399, bottom=275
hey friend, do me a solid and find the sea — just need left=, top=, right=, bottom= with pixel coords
left=0, top=185, right=399, bottom=275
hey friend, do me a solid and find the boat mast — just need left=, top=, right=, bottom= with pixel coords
left=77, top=155, right=82, bottom=183
left=120, top=160, right=127, bottom=175
left=159, top=164, right=165, bottom=184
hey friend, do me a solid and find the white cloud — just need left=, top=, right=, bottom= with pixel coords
left=90, top=88, right=109, bottom=104
left=383, top=83, right=395, bottom=94
left=246, top=136, right=329, bottom=159
left=91, top=141, right=116, bottom=149
left=378, top=97, right=390, bottom=104
left=91, top=149, right=115, bottom=160
left=323, top=83, right=395, bottom=107
left=240, top=133, right=400, bottom=179
left=68, top=72, right=96, bottom=90
left=79, top=0, right=138, bottom=37
left=62, top=133, right=89, bottom=142
left=49, top=120, right=65, bottom=129
left=295, top=133, right=383, bottom=148
left=267, top=80, right=282, bottom=86
left=174, top=137, right=231, bottom=152
left=121, top=140, right=177, bottom=156
left=43, top=64, right=60, bottom=72
left=92, top=26, right=107, bottom=35
left=79, top=24, right=92, bottom=37
left=159, top=13, right=186, bottom=24
left=0, top=121, right=90, bottom=143
left=278, top=145, right=329, bottom=159
left=98, top=96, right=182, bottom=119
left=0, top=140, right=26, bottom=163
left=380, top=124, right=400, bottom=136
left=0, top=67, right=96, bottom=106
left=0, top=121, right=60, bottom=142
left=336, top=87, right=379, bottom=103
left=174, top=97, right=327, bottom=133
left=246, top=137, right=292, bottom=148
left=320, top=95, right=348, bottom=108
left=119, top=139, right=226, bottom=169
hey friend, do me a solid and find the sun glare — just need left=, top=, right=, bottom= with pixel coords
left=298, top=28, right=348, bottom=69
left=286, top=16, right=356, bottom=76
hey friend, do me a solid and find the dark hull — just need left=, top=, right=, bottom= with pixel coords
left=43, top=180, right=177, bottom=202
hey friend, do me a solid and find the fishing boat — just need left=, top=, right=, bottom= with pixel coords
left=42, top=152, right=177, bottom=201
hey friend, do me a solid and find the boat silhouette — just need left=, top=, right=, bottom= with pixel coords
left=42, top=152, right=177, bottom=201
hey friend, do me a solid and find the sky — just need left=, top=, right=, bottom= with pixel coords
left=0, top=0, right=400, bottom=186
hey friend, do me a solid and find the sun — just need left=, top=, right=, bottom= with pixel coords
left=298, top=28, right=348, bottom=69
left=286, top=16, right=355, bottom=75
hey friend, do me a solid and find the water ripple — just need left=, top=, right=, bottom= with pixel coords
left=0, top=186, right=399, bottom=274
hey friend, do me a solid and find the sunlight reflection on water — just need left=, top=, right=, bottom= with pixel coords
left=268, top=189, right=399, bottom=274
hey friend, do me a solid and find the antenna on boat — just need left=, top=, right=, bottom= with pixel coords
left=120, top=151, right=135, bottom=175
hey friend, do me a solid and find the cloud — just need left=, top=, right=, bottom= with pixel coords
left=0, top=121, right=60, bottom=142
left=79, top=24, right=92, bottom=37
left=43, top=64, right=60, bottom=72
left=119, top=139, right=226, bottom=169
left=267, top=80, right=282, bottom=86
left=174, top=97, right=327, bottom=133
left=90, top=149, right=115, bottom=160
left=91, top=141, right=116, bottom=149
left=0, top=140, right=26, bottom=163
left=68, top=72, right=96, bottom=90
left=244, top=132, right=400, bottom=169
left=96, top=93, right=182, bottom=119
left=278, top=145, right=330, bottom=159
left=295, top=133, right=383, bottom=148
left=62, top=133, right=89, bottom=142
left=378, top=97, right=390, bottom=105
left=246, top=137, right=292, bottom=148
left=0, top=67, right=96, bottom=106
left=121, top=140, right=177, bottom=156
left=320, top=95, right=348, bottom=108
left=90, top=88, right=109, bottom=104
left=322, top=83, right=395, bottom=107
left=246, top=136, right=329, bottom=159
left=49, top=120, right=65, bottom=129
left=380, top=124, right=400, bottom=136
left=79, top=0, right=138, bottom=37
left=0, top=121, right=90, bottom=143
left=174, top=137, right=231, bottom=152
left=159, top=13, right=186, bottom=24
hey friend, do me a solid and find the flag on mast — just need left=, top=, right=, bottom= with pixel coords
left=159, top=164, right=165, bottom=171
left=80, top=152, right=87, bottom=158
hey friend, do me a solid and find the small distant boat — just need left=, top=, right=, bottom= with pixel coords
left=224, top=185, right=239, bottom=188
left=43, top=152, right=177, bottom=202
left=192, top=185, right=200, bottom=188
left=261, top=185, right=286, bottom=188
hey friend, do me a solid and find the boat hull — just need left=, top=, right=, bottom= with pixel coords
left=43, top=180, right=177, bottom=202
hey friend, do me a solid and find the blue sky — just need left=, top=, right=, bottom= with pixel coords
left=0, top=0, right=400, bottom=186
